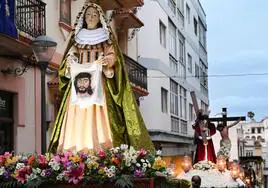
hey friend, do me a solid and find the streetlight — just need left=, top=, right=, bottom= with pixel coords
left=31, top=36, right=57, bottom=154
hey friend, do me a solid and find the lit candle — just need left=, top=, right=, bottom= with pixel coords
left=230, top=162, right=240, bottom=179
left=216, top=155, right=226, bottom=172
left=182, top=155, right=192, bottom=173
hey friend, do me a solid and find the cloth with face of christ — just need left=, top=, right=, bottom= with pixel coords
left=70, top=62, right=104, bottom=108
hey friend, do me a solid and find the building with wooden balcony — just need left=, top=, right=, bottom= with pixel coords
left=0, top=0, right=150, bottom=154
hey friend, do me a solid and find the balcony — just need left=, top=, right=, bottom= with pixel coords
left=97, top=0, right=123, bottom=10
left=0, top=0, right=46, bottom=59
left=124, top=54, right=148, bottom=95
left=16, top=0, right=46, bottom=39
left=114, top=9, right=144, bottom=29
left=122, top=0, right=144, bottom=8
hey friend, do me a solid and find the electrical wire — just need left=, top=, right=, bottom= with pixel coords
left=147, top=72, right=268, bottom=78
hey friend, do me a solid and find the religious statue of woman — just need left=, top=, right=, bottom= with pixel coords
left=48, top=1, right=155, bottom=153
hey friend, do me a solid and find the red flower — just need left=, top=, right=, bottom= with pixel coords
left=138, top=148, right=147, bottom=157
left=0, top=156, right=5, bottom=166
left=111, top=157, right=120, bottom=166
left=98, top=150, right=106, bottom=158
left=65, top=163, right=85, bottom=184
left=15, top=166, right=31, bottom=184
left=28, top=155, right=35, bottom=166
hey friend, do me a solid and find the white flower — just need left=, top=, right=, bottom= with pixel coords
left=142, top=167, right=147, bottom=172
left=41, top=170, right=46, bottom=177
left=0, top=167, right=6, bottom=175
left=109, top=166, right=116, bottom=173
left=120, top=144, right=128, bottom=150
left=143, top=163, right=148, bottom=168
left=141, top=159, right=145, bottom=163
left=54, top=164, right=60, bottom=171
left=136, top=163, right=141, bottom=167
left=156, top=150, right=162, bottom=156
left=107, top=172, right=114, bottom=178
left=110, top=166, right=116, bottom=171
left=56, top=173, right=64, bottom=181
left=104, top=167, right=109, bottom=172
left=27, top=173, right=37, bottom=181
left=148, top=163, right=151, bottom=168
left=16, top=163, right=25, bottom=170
left=32, top=168, right=41, bottom=174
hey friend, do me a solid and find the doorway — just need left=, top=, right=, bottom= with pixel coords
left=0, top=90, right=14, bottom=154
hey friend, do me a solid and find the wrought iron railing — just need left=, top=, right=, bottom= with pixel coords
left=124, top=54, right=147, bottom=91
left=16, top=0, right=46, bottom=38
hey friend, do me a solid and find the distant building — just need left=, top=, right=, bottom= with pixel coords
left=236, top=118, right=268, bottom=187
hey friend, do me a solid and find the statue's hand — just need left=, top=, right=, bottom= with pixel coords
left=95, top=57, right=108, bottom=66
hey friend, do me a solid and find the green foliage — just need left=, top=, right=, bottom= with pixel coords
left=0, top=181, right=22, bottom=188
left=247, top=111, right=255, bottom=120
left=25, top=179, right=48, bottom=188
left=115, top=175, right=133, bottom=188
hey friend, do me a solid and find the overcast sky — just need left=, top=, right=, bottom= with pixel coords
left=199, top=0, right=268, bottom=121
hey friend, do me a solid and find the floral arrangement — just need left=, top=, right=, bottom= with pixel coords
left=0, top=145, right=168, bottom=187
left=192, top=160, right=216, bottom=171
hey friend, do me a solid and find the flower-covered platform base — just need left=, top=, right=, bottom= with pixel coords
left=178, top=161, right=245, bottom=188
left=0, top=146, right=190, bottom=188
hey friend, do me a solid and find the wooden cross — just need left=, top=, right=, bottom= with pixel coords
left=209, top=107, right=246, bottom=125
left=190, top=91, right=246, bottom=126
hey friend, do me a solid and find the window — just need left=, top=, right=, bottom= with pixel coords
left=171, top=116, right=180, bottom=132
left=177, top=0, right=184, bottom=14
left=168, top=20, right=176, bottom=57
left=194, top=17, right=198, bottom=35
left=195, top=63, right=199, bottom=78
left=159, top=21, right=166, bottom=48
left=257, top=127, right=261, bottom=133
left=178, top=33, right=186, bottom=79
left=161, top=88, right=168, bottom=113
left=189, top=103, right=194, bottom=121
left=201, top=101, right=208, bottom=112
left=168, top=0, right=176, bottom=14
left=178, top=59, right=186, bottom=79
left=187, top=53, right=192, bottom=73
left=181, top=119, right=187, bottom=134
left=186, top=3, right=190, bottom=24
left=179, top=40, right=184, bottom=62
left=170, top=80, right=178, bottom=116
left=170, top=55, right=178, bottom=72
left=177, top=8, right=185, bottom=27
left=252, top=136, right=256, bottom=140
left=251, top=128, right=255, bottom=134
left=199, top=20, right=207, bottom=49
left=200, top=60, right=208, bottom=86
left=180, top=86, right=187, bottom=118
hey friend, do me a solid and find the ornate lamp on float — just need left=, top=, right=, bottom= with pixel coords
left=216, top=155, right=227, bottom=172
left=230, top=161, right=240, bottom=180
left=181, top=155, right=192, bottom=173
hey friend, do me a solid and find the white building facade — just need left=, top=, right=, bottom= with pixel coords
left=236, top=118, right=268, bottom=187
left=137, top=0, right=209, bottom=157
